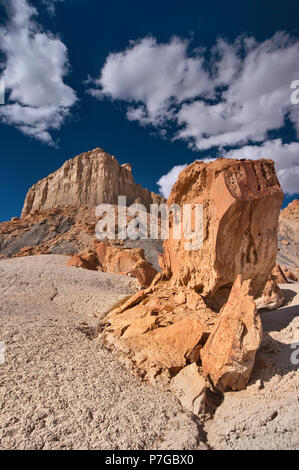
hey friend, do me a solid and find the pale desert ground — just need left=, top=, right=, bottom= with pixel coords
left=0, top=255, right=298, bottom=450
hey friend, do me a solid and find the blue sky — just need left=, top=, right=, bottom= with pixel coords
left=0, top=0, right=299, bottom=222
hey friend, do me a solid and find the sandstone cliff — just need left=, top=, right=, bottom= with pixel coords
left=21, top=148, right=164, bottom=217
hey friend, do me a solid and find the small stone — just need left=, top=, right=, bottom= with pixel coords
left=256, top=279, right=284, bottom=311
left=172, top=363, right=206, bottom=415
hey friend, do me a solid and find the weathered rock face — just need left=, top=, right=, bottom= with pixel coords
left=277, top=199, right=299, bottom=270
left=201, top=276, right=263, bottom=392
left=160, top=158, right=283, bottom=300
left=21, top=148, right=164, bottom=217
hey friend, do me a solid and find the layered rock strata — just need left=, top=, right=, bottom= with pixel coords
left=22, top=148, right=164, bottom=217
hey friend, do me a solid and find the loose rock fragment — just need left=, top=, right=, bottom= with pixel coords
left=256, top=279, right=285, bottom=311
left=171, top=363, right=206, bottom=415
left=201, top=276, right=263, bottom=392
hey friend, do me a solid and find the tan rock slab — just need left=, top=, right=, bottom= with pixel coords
left=172, top=363, right=206, bottom=415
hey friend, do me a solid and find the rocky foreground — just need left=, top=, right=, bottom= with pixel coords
left=0, top=255, right=204, bottom=450
left=100, top=158, right=284, bottom=387
left=206, top=283, right=299, bottom=449
left=0, top=151, right=298, bottom=450
left=0, top=255, right=298, bottom=450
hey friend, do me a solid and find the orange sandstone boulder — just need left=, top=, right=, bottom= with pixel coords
left=161, top=159, right=283, bottom=300
left=80, top=249, right=99, bottom=268
left=201, top=276, right=262, bottom=392
left=97, top=243, right=158, bottom=287
left=130, top=259, right=158, bottom=289
left=67, top=242, right=158, bottom=288
left=94, top=240, right=108, bottom=265
left=104, top=247, right=145, bottom=274
left=66, top=250, right=99, bottom=271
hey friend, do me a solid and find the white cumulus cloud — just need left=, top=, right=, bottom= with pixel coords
left=91, top=33, right=299, bottom=194
left=90, top=36, right=213, bottom=125
left=177, top=33, right=299, bottom=151
left=0, top=0, right=77, bottom=145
